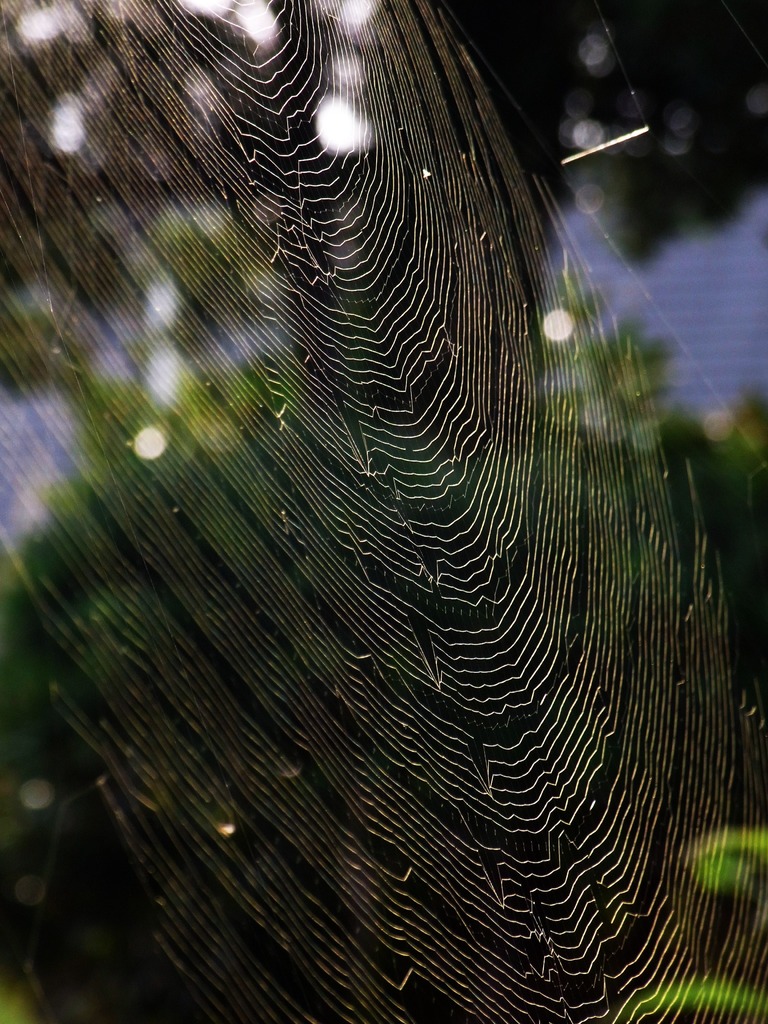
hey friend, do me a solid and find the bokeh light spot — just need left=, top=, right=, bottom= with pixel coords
left=146, top=280, right=179, bottom=330
left=703, top=410, right=734, bottom=442
left=179, top=0, right=231, bottom=14
left=746, top=82, right=768, bottom=117
left=133, top=426, right=168, bottom=460
left=543, top=308, right=575, bottom=343
left=147, top=348, right=181, bottom=408
left=571, top=118, right=605, bottom=151
left=236, top=0, right=279, bottom=45
left=341, top=0, right=375, bottom=31
left=19, top=779, right=55, bottom=811
left=578, top=29, right=615, bottom=78
left=15, top=876, right=45, bottom=907
left=575, top=183, right=604, bottom=214
left=316, top=97, right=371, bottom=154
left=50, top=95, right=85, bottom=153
left=18, top=6, right=66, bottom=44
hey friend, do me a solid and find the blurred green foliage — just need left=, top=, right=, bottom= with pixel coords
left=615, top=976, right=768, bottom=1022
left=660, top=398, right=768, bottom=695
left=0, top=484, right=198, bottom=1022
left=689, top=827, right=768, bottom=904
left=611, top=826, right=768, bottom=1020
left=2, top=279, right=767, bottom=1019
left=0, top=982, right=39, bottom=1024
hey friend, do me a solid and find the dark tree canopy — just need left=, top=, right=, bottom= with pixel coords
left=454, top=0, right=768, bottom=254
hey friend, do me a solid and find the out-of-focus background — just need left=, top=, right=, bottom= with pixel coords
left=1, top=1, right=766, bottom=1021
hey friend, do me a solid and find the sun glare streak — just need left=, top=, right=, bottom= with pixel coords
left=561, top=125, right=650, bottom=164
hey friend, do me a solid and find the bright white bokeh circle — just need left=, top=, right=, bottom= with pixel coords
left=134, top=426, right=168, bottom=460
left=316, top=97, right=370, bottom=154
left=543, top=308, right=575, bottom=343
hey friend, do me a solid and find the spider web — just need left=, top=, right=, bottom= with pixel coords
left=1, top=1, right=766, bottom=1021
